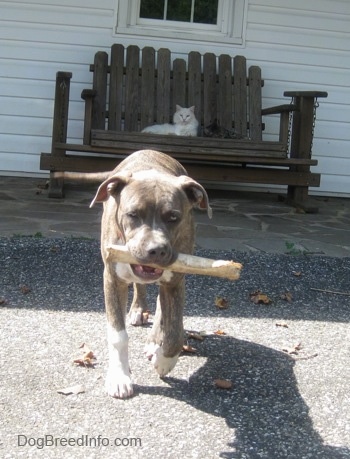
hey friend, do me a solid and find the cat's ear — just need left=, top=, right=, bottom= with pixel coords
left=189, top=106, right=195, bottom=113
left=175, top=104, right=182, bottom=111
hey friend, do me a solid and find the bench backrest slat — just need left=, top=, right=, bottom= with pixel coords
left=233, top=55, right=248, bottom=138
left=92, top=51, right=108, bottom=130
left=218, top=54, right=233, bottom=130
left=156, top=48, right=171, bottom=123
left=124, top=45, right=139, bottom=131
left=141, top=46, right=156, bottom=130
left=203, top=53, right=218, bottom=127
left=172, top=58, right=187, bottom=111
left=249, top=65, right=263, bottom=141
left=188, top=51, right=202, bottom=118
left=88, top=45, right=264, bottom=139
left=109, top=44, right=124, bottom=131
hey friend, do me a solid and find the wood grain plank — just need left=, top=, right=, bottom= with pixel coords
left=188, top=51, right=202, bottom=123
left=40, top=154, right=320, bottom=187
left=172, top=58, right=186, bottom=112
left=248, top=65, right=263, bottom=141
left=124, top=45, right=140, bottom=131
left=43, top=149, right=317, bottom=166
left=141, top=46, right=156, bottom=130
left=108, top=44, right=124, bottom=131
left=218, top=54, right=233, bottom=129
left=233, top=55, right=247, bottom=137
left=92, top=51, right=108, bottom=129
left=203, top=53, right=217, bottom=128
left=92, top=130, right=287, bottom=153
left=156, top=48, right=171, bottom=123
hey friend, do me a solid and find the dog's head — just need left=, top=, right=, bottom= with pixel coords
left=91, top=169, right=211, bottom=283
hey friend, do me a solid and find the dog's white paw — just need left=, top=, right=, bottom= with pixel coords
left=106, top=327, right=133, bottom=398
left=144, top=342, right=159, bottom=360
left=128, top=310, right=149, bottom=326
left=145, top=343, right=178, bottom=377
left=105, top=369, right=133, bottom=399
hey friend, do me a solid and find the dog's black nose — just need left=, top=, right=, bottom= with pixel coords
left=147, top=243, right=172, bottom=265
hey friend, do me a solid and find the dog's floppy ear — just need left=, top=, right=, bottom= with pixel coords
left=90, top=173, right=131, bottom=207
left=178, top=176, right=212, bottom=219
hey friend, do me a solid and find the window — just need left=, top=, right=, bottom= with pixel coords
left=139, top=0, right=219, bottom=24
left=115, top=0, right=246, bottom=45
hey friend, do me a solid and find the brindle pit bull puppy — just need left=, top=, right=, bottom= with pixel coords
left=85, top=150, right=212, bottom=398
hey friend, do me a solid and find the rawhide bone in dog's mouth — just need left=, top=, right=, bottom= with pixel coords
left=106, top=245, right=242, bottom=281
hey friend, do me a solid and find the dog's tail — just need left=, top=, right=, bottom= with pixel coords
left=53, top=171, right=112, bottom=183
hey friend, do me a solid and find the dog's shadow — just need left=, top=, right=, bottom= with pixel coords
left=135, top=334, right=348, bottom=458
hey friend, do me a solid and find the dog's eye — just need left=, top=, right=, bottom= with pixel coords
left=166, top=212, right=180, bottom=223
left=126, top=211, right=138, bottom=219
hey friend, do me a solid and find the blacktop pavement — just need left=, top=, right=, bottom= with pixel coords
left=1, top=176, right=350, bottom=458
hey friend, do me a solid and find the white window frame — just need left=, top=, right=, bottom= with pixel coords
left=115, top=0, right=246, bottom=45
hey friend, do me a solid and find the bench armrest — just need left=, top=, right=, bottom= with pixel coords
left=284, top=91, right=328, bottom=98
left=261, top=104, right=298, bottom=144
left=261, top=104, right=297, bottom=116
left=81, top=89, right=97, bottom=100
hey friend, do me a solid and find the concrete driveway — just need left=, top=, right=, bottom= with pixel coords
left=0, top=178, right=349, bottom=458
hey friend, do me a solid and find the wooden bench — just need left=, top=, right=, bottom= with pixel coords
left=40, top=44, right=327, bottom=212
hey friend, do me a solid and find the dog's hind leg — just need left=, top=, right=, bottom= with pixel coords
left=128, top=283, right=148, bottom=326
left=145, top=277, right=185, bottom=377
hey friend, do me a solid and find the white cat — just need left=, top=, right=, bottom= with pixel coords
left=141, top=105, right=198, bottom=136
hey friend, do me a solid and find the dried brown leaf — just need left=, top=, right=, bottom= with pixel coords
left=75, top=344, right=96, bottom=367
left=57, top=384, right=85, bottom=395
left=20, top=285, right=31, bottom=295
left=182, top=344, right=197, bottom=354
left=292, top=271, right=302, bottom=277
left=280, top=291, right=293, bottom=302
left=214, top=379, right=233, bottom=389
left=250, top=290, right=272, bottom=305
left=83, top=350, right=95, bottom=360
left=73, top=357, right=95, bottom=367
left=275, top=321, right=289, bottom=328
left=282, top=342, right=302, bottom=355
left=215, top=296, right=229, bottom=309
left=213, top=330, right=227, bottom=336
left=0, top=297, right=7, bottom=306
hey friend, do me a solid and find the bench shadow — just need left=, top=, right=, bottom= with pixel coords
left=135, top=334, right=349, bottom=458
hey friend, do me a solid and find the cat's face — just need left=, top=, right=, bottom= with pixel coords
left=173, top=105, right=196, bottom=125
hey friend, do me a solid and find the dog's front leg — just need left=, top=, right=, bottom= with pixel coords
left=104, top=266, right=133, bottom=398
left=146, top=277, right=185, bottom=377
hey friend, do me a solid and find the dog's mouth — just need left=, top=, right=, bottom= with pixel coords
left=131, top=264, right=164, bottom=280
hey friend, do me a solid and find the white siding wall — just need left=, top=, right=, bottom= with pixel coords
left=0, top=0, right=349, bottom=196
